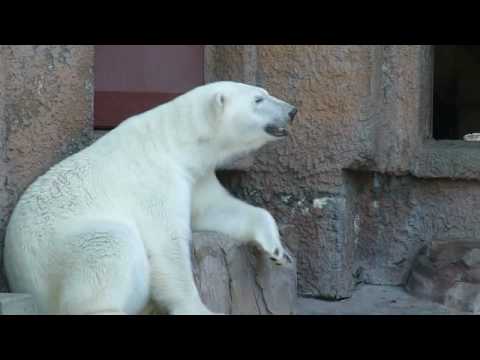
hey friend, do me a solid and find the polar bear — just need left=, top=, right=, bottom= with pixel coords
left=3, top=81, right=297, bottom=315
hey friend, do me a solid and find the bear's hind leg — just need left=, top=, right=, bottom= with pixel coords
left=54, top=222, right=150, bottom=315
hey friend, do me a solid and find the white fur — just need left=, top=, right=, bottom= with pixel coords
left=4, top=81, right=294, bottom=315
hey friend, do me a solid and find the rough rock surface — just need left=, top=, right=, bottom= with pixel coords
left=406, top=240, right=480, bottom=313
left=192, top=231, right=297, bottom=315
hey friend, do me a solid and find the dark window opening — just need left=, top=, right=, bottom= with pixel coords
left=433, top=45, right=480, bottom=140
left=94, top=45, right=204, bottom=130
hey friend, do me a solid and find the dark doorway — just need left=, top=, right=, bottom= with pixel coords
left=94, top=45, right=204, bottom=129
left=433, top=45, right=480, bottom=140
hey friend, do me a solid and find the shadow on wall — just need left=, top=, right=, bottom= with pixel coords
left=344, top=169, right=480, bottom=290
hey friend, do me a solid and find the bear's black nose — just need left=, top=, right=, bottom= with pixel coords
left=289, top=107, right=298, bottom=122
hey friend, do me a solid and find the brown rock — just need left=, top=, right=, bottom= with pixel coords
left=465, top=268, right=480, bottom=283
left=430, top=240, right=480, bottom=265
left=444, top=282, right=480, bottom=313
left=406, top=241, right=480, bottom=313
left=462, top=249, right=480, bottom=268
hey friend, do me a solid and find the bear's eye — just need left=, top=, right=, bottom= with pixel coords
left=255, top=96, right=264, bottom=104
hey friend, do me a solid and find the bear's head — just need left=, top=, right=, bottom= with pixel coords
left=206, top=81, right=297, bottom=152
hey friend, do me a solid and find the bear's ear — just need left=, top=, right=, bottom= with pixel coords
left=214, top=92, right=225, bottom=109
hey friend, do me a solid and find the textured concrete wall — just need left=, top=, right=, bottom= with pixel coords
left=0, top=45, right=94, bottom=290
left=208, top=45, right=480, bottom=300
left=0, top=51, right=9, bottom=290
left=208, top=45, right=382, bottom=298
left=346, top=172, right=480, bottom=287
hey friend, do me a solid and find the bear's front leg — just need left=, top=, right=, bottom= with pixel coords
left=250, top=207, right=294, bottom=266
left=139, top=185, right=223, bottom=315
left=192, top=172, right=293, bottom=266
left=145, top=230, right=223, bottom=315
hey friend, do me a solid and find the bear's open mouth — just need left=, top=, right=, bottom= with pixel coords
left=265, top=124, right=288, bottom=137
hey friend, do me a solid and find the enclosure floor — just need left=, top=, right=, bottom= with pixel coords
left=296, top=285, right=468, bottom=315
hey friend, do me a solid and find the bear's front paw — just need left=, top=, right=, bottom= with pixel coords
left=268, top=246, right=294, bottom=267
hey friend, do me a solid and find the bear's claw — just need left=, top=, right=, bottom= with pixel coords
left=269, top=248, right=294, bottom=266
